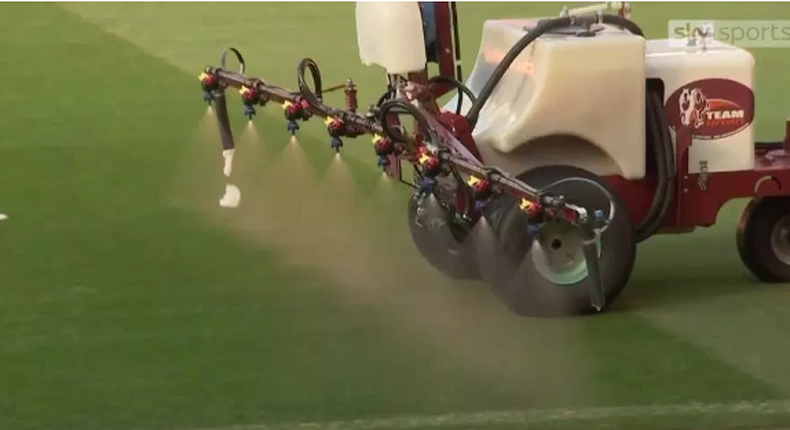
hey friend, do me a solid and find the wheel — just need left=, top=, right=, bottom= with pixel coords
left=477, top=165, right=636, bottom=317
left=737, top=196, right=790, bottom=282
left=407, top=181, right=480, bottom=281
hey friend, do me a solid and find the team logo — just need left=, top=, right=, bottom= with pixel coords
left=678, top=88, right=708, bottom=129
left=666, top=78, right=754, bottom=140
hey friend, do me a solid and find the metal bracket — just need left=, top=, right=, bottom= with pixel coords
left=576, top=210, right=606, bottom=311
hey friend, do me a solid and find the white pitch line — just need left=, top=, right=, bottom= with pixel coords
left=174, top=399, right=790, bottom=430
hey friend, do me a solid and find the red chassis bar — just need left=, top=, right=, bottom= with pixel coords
left=604, top=123, right=790, bottom=232
left=423, top=1, right=458, bottom=97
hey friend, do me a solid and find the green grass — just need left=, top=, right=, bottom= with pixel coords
left=2, top=2, right=790, bottom=430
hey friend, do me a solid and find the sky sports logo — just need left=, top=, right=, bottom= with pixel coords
left=668, top=20, right=790, bottom=47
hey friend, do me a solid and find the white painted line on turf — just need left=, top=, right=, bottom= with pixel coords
left=177, top=399, right=790, bottom=430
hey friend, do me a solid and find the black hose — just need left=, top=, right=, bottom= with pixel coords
left=450, top=1, right=465, bottom=114
left=656, top=90, right=677, bottom=229
left=297, top=58, right=330, bottom=115
left=378, top=99, right=432, bottom=143
left=465, top=14, right=644, bottom=129
left=634, top=90, right=676, bottom=242
left=220, top=48, right=246, bottom=75
left=756, top=141, right=785, bottom=150
left=427, top=75, right=477, bottom=115
left=633, top=89, right=668, bottom=241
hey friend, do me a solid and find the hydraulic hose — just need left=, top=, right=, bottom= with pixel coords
left=654, top=89, right=677, bottom=233
left=634, top=90, right=676, bottom=242
left=450, top=1, right=465, bottom=114
left=427, top=75, right=477, bottom=115
left=378, top=99, right=432, bottom=144
left=297, top=58, right=330, bottom=116
left=220, top=48, right=246, bottom=75
left=633, top=89, right=668, bottom=241
left=465, top=14, right=644, bottom=129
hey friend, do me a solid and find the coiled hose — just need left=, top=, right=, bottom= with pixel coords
left=297, top=58, right=331, bottom=116
left=635, top=89, right=676, bottom=242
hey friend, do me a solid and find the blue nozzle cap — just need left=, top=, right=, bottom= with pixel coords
left=244, top=105, right=256, bottom=120
left=286, top=120, right=300, bottom=135
left=330, top=137, right=343, bottom=152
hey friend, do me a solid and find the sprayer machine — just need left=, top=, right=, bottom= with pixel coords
left=198, top=2, right=790, bottom=317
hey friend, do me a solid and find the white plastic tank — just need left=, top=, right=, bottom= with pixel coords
left=448, top=20, right=647, bottom=180
left=646, top=39, right=755, bottom=174
left=356, top=2, right=427, bottom=75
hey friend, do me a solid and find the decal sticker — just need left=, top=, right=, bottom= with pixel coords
left=665, top=78, right=755, bottom=140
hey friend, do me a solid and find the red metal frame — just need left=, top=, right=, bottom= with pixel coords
left=419, top=2, right=484, bottom=161
left=437, top=112, right=483, bottom=161
left=433, top=2, right=457, bottom=87
left=424, top=1, right=460, bottom=99
left=604, top=122, right=790, bottom=231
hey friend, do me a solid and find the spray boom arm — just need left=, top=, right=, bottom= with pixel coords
left=199, top=47, right=613, bottom=309
left=199, top=49, right=601, bottom=222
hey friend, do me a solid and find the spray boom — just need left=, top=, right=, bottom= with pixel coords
left=201, top=50, right=599, bottom=215
left=199, top=48, right=612, bottom=310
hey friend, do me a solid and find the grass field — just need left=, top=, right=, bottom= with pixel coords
left=3, top=2, right=790, bottom=430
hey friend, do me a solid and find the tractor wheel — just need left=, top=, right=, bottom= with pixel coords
left=478, top=165, right=636, bottom=317
left=737, top=196, right=790, bottom=282
left=407, top=192, right=480, bottom=280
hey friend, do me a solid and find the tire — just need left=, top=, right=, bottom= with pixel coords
left=737, top=196, right=790, bottom=282
left=477, top=165, right=636, bottom=317
left=407, top=191, right=480, bottom=280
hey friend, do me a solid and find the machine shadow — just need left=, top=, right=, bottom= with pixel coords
left=612, top=228, right=787, bottom=313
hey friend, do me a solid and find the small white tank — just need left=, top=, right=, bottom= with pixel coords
left=449, top=20, right=647, bottom=180
left=646, top=39, right=755, bottom=175
left=356, top=2, right=427, bottom=75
